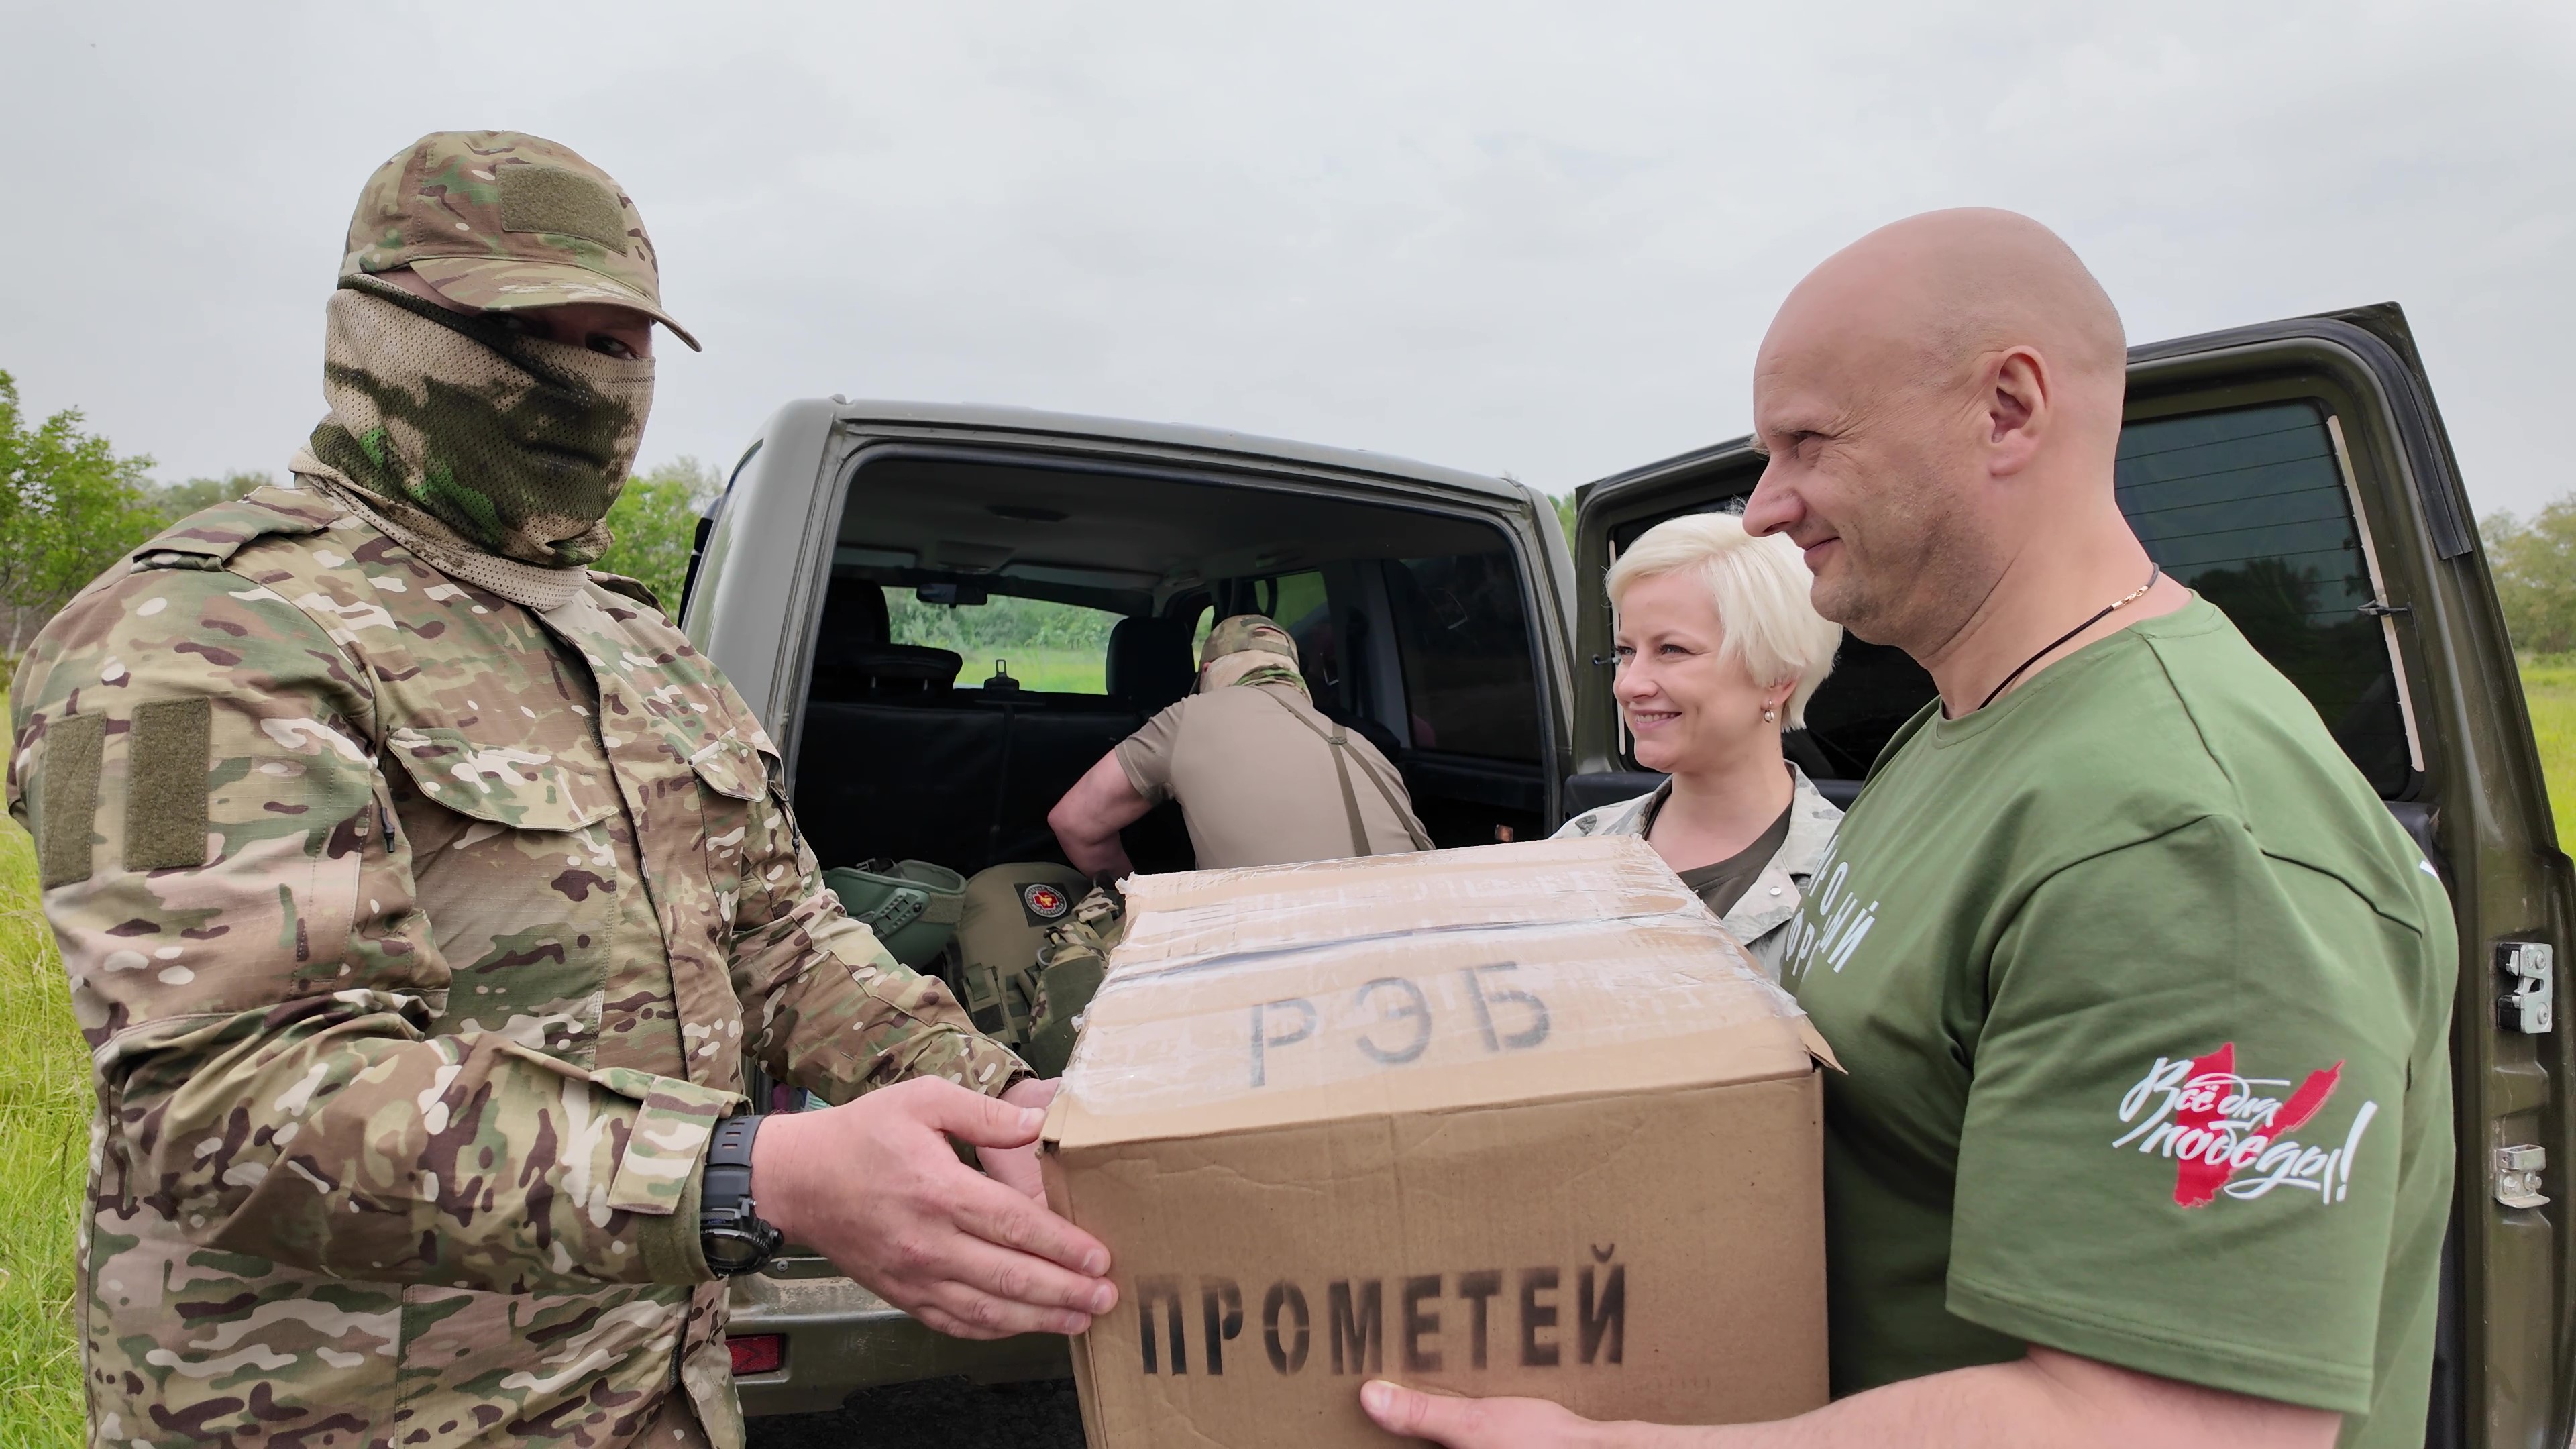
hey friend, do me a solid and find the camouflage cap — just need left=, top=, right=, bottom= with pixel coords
left=1201, top=614, right=1299, bottom=667
left=342, top=131, right=702, bottom=352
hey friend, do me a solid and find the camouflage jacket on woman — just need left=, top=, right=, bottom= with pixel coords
left=1552, top=765, right=1842, bottom=980
left=8, top=487, right=1025, bottom=1449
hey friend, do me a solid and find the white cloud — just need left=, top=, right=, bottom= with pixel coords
left=1, top=0, right=2569, bottom=513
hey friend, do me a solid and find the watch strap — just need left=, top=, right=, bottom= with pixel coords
left=702, top=1113, right=761, bottom=1212
left=708, top=1112, right=761, bottom=1170
left=699, top=1113, right=780, bottom=1277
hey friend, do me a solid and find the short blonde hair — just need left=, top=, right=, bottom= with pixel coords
left=1605, top=511, right=1842, bottom=729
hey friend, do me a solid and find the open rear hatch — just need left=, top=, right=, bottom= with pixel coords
left=770, top=424, right=1569, bottom=885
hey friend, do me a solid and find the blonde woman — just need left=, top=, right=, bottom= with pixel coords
left=1557, top=511, right=1844, bottom=976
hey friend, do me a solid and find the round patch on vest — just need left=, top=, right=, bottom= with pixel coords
left=1023, top=883, right=1071, bottom=920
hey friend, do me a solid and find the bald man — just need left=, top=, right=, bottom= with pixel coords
left=1362, top=210, right=2453, bottom=1449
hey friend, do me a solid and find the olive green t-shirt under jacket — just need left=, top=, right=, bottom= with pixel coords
left=1779, top=597, right=2455, bottom=1449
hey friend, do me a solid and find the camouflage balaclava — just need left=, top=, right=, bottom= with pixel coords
left=308, top=284, right=651, bottom=568
left=1197, top=614, right=1307, bottom=695
left=301, top=131, right=696, bottom=571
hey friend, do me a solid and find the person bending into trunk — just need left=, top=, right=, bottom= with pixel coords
left=1555, top=510, right=1844, bottom=977
left=1361, top=209, right=2454, bottom=1449
left=1049, top=613, right=1432, bottom=873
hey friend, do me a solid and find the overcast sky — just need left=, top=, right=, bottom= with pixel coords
left=3, top=1, right=2570, bottom=518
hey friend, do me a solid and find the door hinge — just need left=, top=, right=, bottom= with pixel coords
left=2357, top=599, right=2411, bottom=619
left=2496, top=1144, right=2551, bottom=1210
left=2500, top=941, right=2554, bottom=1033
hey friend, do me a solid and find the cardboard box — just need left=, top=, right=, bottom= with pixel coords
left=1042, top=836, right=1833, bottom=1448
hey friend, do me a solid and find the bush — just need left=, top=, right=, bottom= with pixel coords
left=0, top=372, right=166, bottom=655
left=596, top=458, right=722, bottom=612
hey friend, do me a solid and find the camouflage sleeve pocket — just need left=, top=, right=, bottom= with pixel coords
left=685, top=733, right=765, bottom=802
left=591, top=1064, right=743, bottom=1216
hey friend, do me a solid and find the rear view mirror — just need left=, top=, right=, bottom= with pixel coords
left=916, top=582, right=989, bottom=606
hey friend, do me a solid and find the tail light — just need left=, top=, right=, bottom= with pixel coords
left=727, top=1334, right=785, bottom=1376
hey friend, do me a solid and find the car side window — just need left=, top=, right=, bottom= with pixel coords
left=2116, top=400, right=2408, bottom=794
left=1383, top=552, right=1542, bottom=761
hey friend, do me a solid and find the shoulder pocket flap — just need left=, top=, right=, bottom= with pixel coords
left=385, top=727, right=616, bottom=831
left=130, top=487, right=339, bottom=570
left=687, top=734, right=768, bottom=802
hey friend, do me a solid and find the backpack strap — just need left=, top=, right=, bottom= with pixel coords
left=1256, top=688, right=1433, bottom=855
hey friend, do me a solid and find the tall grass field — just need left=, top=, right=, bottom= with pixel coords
left=6, top=667, right=2576, bottom=1442
left=0, top=692, right=83, bottom=1445
left=2522, top=657, right=2576, bottom=846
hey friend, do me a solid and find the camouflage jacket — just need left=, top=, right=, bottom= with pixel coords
left=8, top=487, right=1026, bottom=1449
left=1552, top=765, right=1843, bottom=979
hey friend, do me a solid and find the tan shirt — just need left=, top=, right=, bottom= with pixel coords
left=1115, top=682, right=1431, bottom=868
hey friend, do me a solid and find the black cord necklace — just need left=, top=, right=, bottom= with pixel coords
left=1974, top=564, right=2162, bottom=712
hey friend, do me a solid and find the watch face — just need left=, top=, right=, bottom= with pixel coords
left=704, top=1226, right=772, bottom=1273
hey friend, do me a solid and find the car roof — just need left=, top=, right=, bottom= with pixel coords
left=813, top=397, right=1523, bottom=500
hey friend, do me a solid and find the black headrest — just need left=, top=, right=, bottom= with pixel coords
left=1107, top=616, right=1197, bottom=712
left=817, top=577, right=890, bottom=659
left=808, top=580, right=959, bottom=698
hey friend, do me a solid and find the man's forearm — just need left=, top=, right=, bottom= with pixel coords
left=733, top=888, right=1029, bottom=1102
left=1049, top=797, right=1136, bottom=876
left=1366, top=1350, right=2339, bottom=1449
left=1061, top=824, right=1134, bottom=877
left=1621, top=1360, right=2068, bottom=1449
left=111, top=1004, right=736, bottom=1293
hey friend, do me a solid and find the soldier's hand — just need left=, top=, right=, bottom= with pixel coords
left=984, top=1077, right=1059, bottom=1201
left=751, top=1077, right=1117, bottom=1339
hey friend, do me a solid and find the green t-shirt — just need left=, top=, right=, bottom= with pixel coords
left=1781, top=598, right=2455, bottom=1448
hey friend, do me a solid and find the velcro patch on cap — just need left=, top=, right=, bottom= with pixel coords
left=498, top=164, right=631, bottom=254
left=125, top=698, right=211, bottom=872
left=37, top=714, right=106, bottom=889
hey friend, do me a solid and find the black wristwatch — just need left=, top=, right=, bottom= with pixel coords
left=699, top=1114, right=784, bottom=1278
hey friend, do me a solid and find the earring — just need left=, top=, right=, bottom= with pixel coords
left=1762, top=707, right=1778, bottom=723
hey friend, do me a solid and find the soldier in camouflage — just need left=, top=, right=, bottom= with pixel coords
left=7, top=131, right=1113, bottom=1449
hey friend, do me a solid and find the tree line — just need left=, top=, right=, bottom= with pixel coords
left=0, top=368, right=720, bottom=655
left=2482, top=504, right=2576, bottom=657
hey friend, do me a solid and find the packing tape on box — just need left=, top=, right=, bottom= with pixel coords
left=1060, top=837, right=1810, bottom=1116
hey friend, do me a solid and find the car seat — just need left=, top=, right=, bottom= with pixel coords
left=1106, top=616, right=1197, bottom=714
left=810, top=575, right=963, bottom=698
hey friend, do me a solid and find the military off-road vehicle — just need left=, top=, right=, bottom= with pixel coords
left=680, top=303, right=2571, bottom=1448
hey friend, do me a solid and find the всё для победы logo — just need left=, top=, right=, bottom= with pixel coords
left=2114, top=1044, right=2377, bottom=1208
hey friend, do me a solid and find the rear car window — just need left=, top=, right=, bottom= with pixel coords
left=887, top=589, right=1120, bottom=693
left=1384, top=551, right=1542, bottom=761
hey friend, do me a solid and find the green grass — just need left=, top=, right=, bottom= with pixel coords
left=0, top=696, right=83, bottom=1446
left=2521, top=655, right=2576, bottom=847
